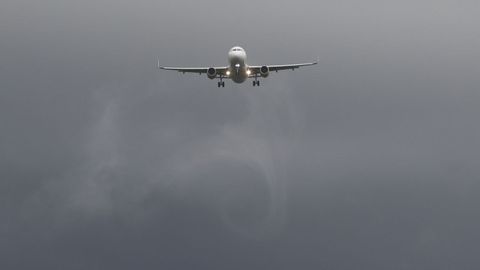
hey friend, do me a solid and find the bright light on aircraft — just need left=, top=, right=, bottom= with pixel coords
left=158, top=46, right=317, bottom=87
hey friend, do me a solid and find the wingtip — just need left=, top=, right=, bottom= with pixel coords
left=156, top=59, right=164, bottom=69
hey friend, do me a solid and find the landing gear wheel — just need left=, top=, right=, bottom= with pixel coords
left=218, top=82, right=221, bottom=88
left=253, top=81, right=256, bottom=86
left=256, top=81, right=260, bottom=86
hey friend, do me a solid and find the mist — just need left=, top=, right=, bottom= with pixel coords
left=1, top=0, right=480, bottom=269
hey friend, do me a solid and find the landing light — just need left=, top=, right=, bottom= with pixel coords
left=246, top=70, right=251, bottom=75
left=226, top=71, right=231, bottom=76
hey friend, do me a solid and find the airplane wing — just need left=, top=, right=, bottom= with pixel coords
left=158, top=63, right=230, bottom=78
left=160, top=67, right=209, bottom=74
left=248, top=61, right=317, bottom=76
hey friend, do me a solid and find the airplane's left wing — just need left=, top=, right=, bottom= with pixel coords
left=248, top=61, right=317, bottom=76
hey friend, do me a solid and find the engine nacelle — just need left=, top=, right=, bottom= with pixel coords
left=207, top=67, right=217, bottom=79
left=260, top=66, right=269, bottom=78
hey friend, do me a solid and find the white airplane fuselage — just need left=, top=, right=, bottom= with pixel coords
left=227, top=47, right=248, bottom=83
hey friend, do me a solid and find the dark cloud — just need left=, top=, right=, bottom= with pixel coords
left=1, top=0, right=480, bottom=269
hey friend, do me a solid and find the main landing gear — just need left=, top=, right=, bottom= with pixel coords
left=217, top=76, right=225, bottom=87
left=252, top=75, right=260, bottom=86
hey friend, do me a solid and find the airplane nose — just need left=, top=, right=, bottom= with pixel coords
left=228, top=49, right=246, bottom=67
left=229, top=52, right=245, bottom=63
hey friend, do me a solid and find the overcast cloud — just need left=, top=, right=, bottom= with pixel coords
left=1, top=0, right=480, bottom=269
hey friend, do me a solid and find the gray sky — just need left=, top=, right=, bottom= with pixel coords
left=1, top=0, right=480, bottom=269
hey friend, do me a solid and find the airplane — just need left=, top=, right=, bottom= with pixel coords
left=158, top=46, right=317, bottom=87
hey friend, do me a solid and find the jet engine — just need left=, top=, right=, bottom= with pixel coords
left=260, top=66, right=269, bottom=78
left=207, top=67, right=217, bottom=79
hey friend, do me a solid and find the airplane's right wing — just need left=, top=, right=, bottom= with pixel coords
left=160, top=67, right=209, bottom=74
left=158, top=62, right=230, bottom=78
